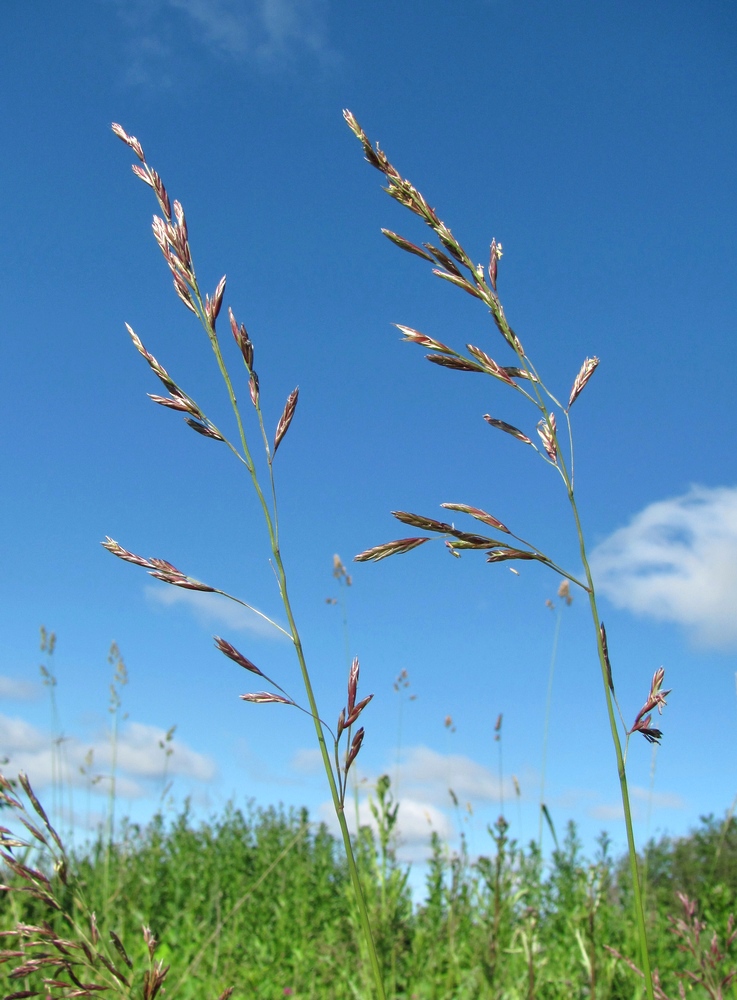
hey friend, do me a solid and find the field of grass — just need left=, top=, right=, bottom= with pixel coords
left=2, top=772, right=737, bottom=999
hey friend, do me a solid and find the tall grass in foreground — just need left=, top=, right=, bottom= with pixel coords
left=344, top=110, right=671, bottom=999
left=3, top=776, right=737, bottom=999
left=100, top=123, right=388, bottom=997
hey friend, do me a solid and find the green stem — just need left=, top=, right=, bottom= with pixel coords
left=367, top=140, right=652, bottom=995
left=475, top=269, right=652, bottom=994
left=538, top=604, right=562, bottom=849
left=478, top=276, right=653, bottom=995
left=274, top=558, right=387, bottom=999
left=567, top=489, right=654, bottom=1000
left=191, top=289, right=387, bottom=1000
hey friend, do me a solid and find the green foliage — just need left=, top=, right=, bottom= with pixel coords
left=4, top=784, right=737, bottom=999
left=642, top=814, right=737, bottom=922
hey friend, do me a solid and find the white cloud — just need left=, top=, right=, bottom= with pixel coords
left=111, top=0, right=335, bottom=81
left=167, top=0, right=255, bottom=56
left=145, top=584, right=288, bottom=639
left=316, top=745, right=509, bottom=862
left=171, top=0, right=333, bottom=64
left=0, top=676, right=40, bottom=701
left=169, top=0, right=334, bottom=62
left=0, top=715, right=47, bottom=754
left=318, top=792, right=453, bottom=861
left=398, top=745, right=511, bottom=806
left=111, top=721, right=216, bottom=781
left=0, top=713, right=215, bottom=798
left=590, top=485, right=737, bottom=649
left=394, top=797, right=454, bottom=845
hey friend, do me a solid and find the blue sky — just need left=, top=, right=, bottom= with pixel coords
left=1, top=0, right=736, bottom=876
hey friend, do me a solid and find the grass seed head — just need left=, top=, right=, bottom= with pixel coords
left=466, top=344, right=516, bottom=384
left=395, top=324, right=454, bottom=354
left=347, top=656, right=359, bottom=715
left=111, top=123, right=145, bottom=162
left=484, top=415, right=533, bottom=445
left=354, top=537, right=431, bottom=562
left=273, top=387, right=299, bottom=455
left=599, top=622, right=614, bottom=691
left=629, top=667, right=670, bottom=744
left=440, top=503, right=510, bottom=534
left=488, top=238, right=502, bottom=290
left=537, top=413, right=558, bottom=462
left=205, top=276, right=227, bottom=328
left=184, top=418, right=224, bottom=441
left=345, top=727, right=365, bottom=772
left=249, top=371, right=260, bottom=407
left=240, top=692, right=294, bottom=706
left=426, top=353, right=484, bottom=372
left=381, top=229, right=435, bottom=262
left=568, top=356, right=600, bottom=409
left=229, top=308, right=254, bottom=368
left=214, top=636, right=264, bottom=677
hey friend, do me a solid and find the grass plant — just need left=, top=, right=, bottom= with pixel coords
left=344, top=109, right=673, bottom=999
left=101, top=123, right=386, bottom=998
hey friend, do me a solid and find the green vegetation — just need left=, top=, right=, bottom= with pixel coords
left=2, top=773, right=736, bottom=999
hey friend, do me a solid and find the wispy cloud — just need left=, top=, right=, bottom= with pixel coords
left=398, top=745, right=511, bottom=806
left=169, top=0, right=331, bottom=62
left=111, top=0, right=335, bottom=86
left=145, top=584, right=288, bottom=639
left=590, top=485, right=737, bottom=649
left=0, top=713, right=216, bottom=798
left=0, top=675, right=40, bottom=701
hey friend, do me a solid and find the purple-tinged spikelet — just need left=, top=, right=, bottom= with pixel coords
left=354, top=537, right=431, bottom=562
left=273, top=388, right=299, bottom=455
left=568, top=357, right=600, bottom=409
left=484, top=415, right=532, bottom=445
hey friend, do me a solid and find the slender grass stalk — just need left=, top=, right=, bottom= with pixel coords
left=538, top=583, right=571, bottom=850
left=345, top=109, right=670, bottom=1000
left=328, top=556, right=363, bottom=828
left=157, top=723, right=176, bottom=805
left=102, top=641, right=127, bottom=925
left=494, top=713, right=504, bottom=820
left=329, top=553, right=354, bottom=670
left=39, top=627, right=67, bottom=833
left=106, top=126, right=387, bottom=999
left=392, top=668, right=414, bottom=799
